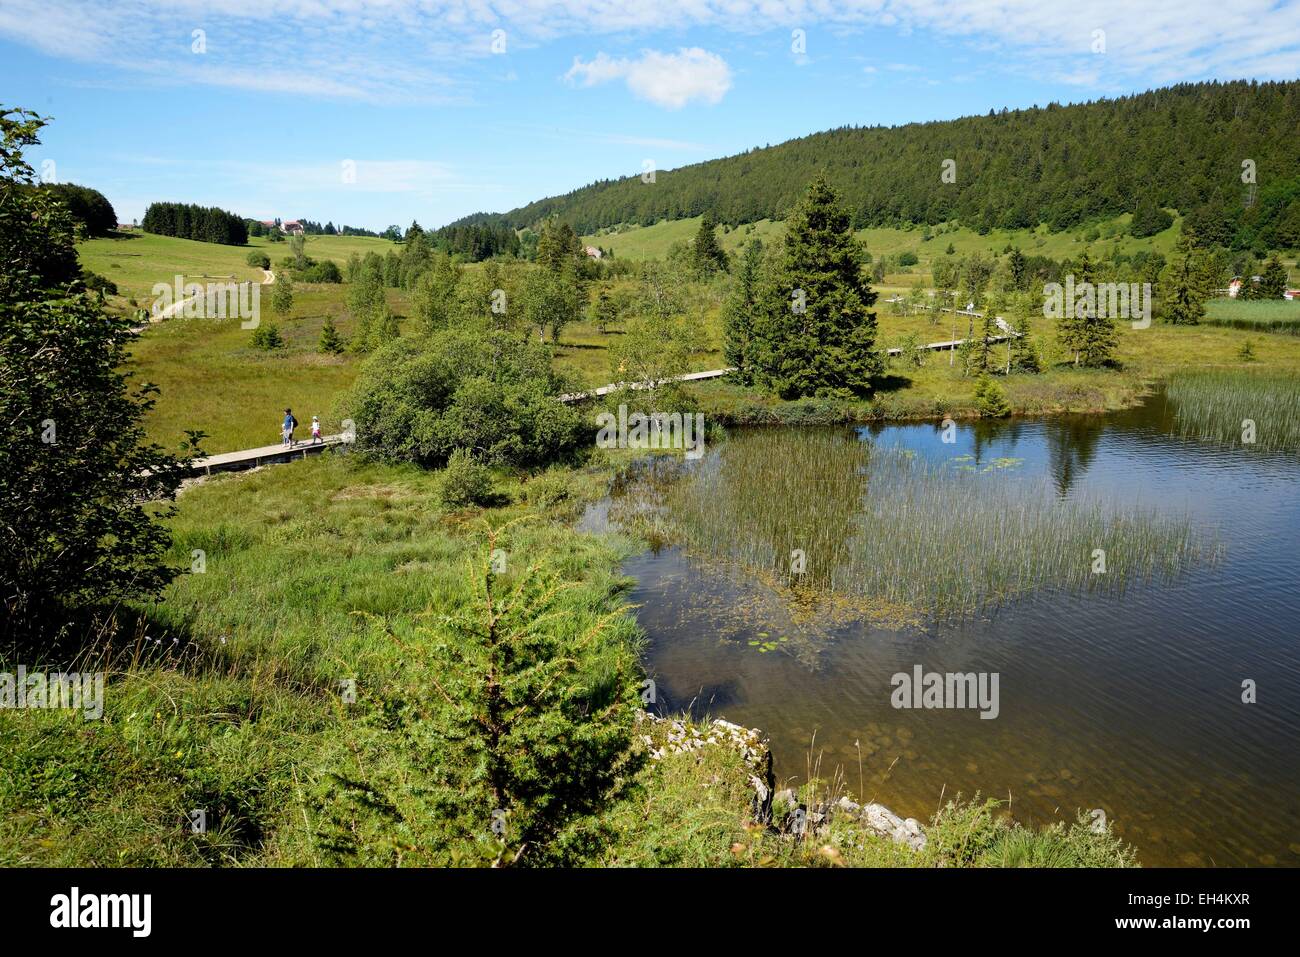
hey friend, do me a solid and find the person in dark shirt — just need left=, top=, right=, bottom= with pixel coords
left=282, top=408, right=298, bottom=448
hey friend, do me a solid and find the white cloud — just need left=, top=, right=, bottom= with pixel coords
left=565, top=48, right=733, bottom=108
left=2, top=1, right=1300, bottom=99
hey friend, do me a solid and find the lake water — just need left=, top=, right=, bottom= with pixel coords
left=603, top=395, right=1300, bottom=866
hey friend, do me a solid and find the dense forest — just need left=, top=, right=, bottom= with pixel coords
left=41, top=183, right=117, bottom=236
left=142, top=201, right=248, bottom=245
left=451, top=80, right=1300, bottom=250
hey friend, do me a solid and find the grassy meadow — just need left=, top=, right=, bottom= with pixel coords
left=0, top=450, right=1137, bottom=867
left=77, top=229, right=1300, bottom=460
left=1203, top=296, right=1300, bottom=335
left=585, top=212, right=1186, bottom=277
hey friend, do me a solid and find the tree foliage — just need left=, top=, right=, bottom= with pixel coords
left=750, top=177, right=882, bottom=398
left=0, top=107, right=197, bottom=647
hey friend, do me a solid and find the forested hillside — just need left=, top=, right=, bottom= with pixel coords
left=455, top=80, right=1300, bottom=250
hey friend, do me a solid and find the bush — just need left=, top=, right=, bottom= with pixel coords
left=525, top=469, right=572, bottom=509
left=250, top=323, right=284, bottom=351
left=300, top=260, right=342, bottom=283
left=79, top=269, right=117, bottom=297
left=246, top=251, right=270, bottom=269
left=973, top=376, right=1012, bottom=417
left=438, top=449, right=494, bottom=508
left=341, top=329, right=586, bottom=468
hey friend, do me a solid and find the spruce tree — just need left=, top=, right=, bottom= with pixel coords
left=751, top=177, right=881, bottom=398
left=1008, top=294, right=1041, bottom=373
left=1162, top=233, right=1207, bottom=325
left=1260, top=255, right=1288, bottom=299
left=319, top=315, right=343, bottom=354
left=692, top=212, right=728, bottom=276
left=1057, top=249, right=1095, bottom=365
left=722, top=239, right=764, bottom=383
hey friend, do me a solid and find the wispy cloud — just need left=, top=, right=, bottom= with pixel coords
left=3, top=1, right=1300, bottom=100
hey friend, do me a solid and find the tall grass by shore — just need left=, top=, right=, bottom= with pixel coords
left=1166, top=369, right=1300, bottom=453
left=1202, top=298, right=1300, bottom=336
left=642, top=428, right=1214, bottom=619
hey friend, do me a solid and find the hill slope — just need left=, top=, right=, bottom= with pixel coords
left=458, top=80, right=1300, bottom=249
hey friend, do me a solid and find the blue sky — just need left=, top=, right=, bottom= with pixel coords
left=4, top=1, right=1299, bottom=231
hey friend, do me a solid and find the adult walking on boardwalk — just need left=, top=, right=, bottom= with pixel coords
left=282, top=408, right=297, bottom=448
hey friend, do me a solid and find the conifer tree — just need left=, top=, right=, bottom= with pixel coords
left=692, top=212, right=728, bottom=276
left=1260, top=255, right=1289, bottom=299
left=751, top=177, right=881, bottom=398
left=319, top=315, right=343, bottom=354
left=271, top=271, right=293, bottom=318
left=722, top=240, right=764, bottom=383
left=1162, top=233, right=1208, bottom=325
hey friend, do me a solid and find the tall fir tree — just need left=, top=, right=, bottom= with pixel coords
left=1057, top=249, right=1096, bottom=365
left=721, top=239, right=764, bottom=383
left=1260, top=255, right=1289, bottom=299
left=751, top=177, right=881, bottom=398
left=1162, top=232, right=1208, bottom=325
left=692, top=212, right=728, bottom=276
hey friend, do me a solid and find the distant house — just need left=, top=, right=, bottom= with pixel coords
left=1227, top=276, right=1258, bottom=299
left=584, top=245, right=602, bottom=259
left=282, top=220, right=305, bottom=236
left=1286, top=289, right=1300, bottom=301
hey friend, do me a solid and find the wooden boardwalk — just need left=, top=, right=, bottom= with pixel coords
left=186, top=435, right=348, bottom=475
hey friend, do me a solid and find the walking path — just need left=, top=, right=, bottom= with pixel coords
left=186, top=435, right=348, bottom=475
left=182, top=304, right=1022, bottom=475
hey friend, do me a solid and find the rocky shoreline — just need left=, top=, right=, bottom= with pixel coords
left=638, top=711, right=928, bottom=852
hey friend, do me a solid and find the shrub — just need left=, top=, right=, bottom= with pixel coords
left=300, top=260, right=342, bottom=283
left=438, top=449, right=494, bottom=508
left=973, top=376, right=1012, bottom=417
left=79, top=269, right=117, bottom=297
left=246, top=251, right=270, bottom=269
left=341, top=329, right=586, bottom=468
left=250, top=323, right=284, bottom=351
left=525, top=469, right=572, bottom=509
left=319, top=316, right=343, bottom=355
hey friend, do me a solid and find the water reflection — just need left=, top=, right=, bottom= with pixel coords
left=609, top=395, right=1300, bottom=867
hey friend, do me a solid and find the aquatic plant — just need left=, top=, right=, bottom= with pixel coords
left=1166, top=370, right=1300, bottom=453
left=650, top=427, right=1215, bottom=619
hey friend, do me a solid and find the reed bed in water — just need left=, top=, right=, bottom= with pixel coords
left=653, top=428, right=1216, bottom=619
left=1165, top=370, right=1300, bottom=453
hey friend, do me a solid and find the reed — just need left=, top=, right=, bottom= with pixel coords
left=1166, top=369, right=1300, bottom=453
left=650, top=427, right=1215, bottom=618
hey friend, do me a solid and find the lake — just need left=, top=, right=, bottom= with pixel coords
left=598, top=393, right=1300, bottom=866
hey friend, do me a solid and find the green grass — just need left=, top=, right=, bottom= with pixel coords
left=124, top=285, right=411, bottom=453
left=1166, top=369, right=1300, bottom=452
left=585, top=213, right=1185, bottom=273
left=1203, top=296, right=1300, bottom=335
left=628, top=428, right=1215, bottom=619
left=79, top=232, right=400, bottom=302
left=0, top=451, right=1140, bottom=866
